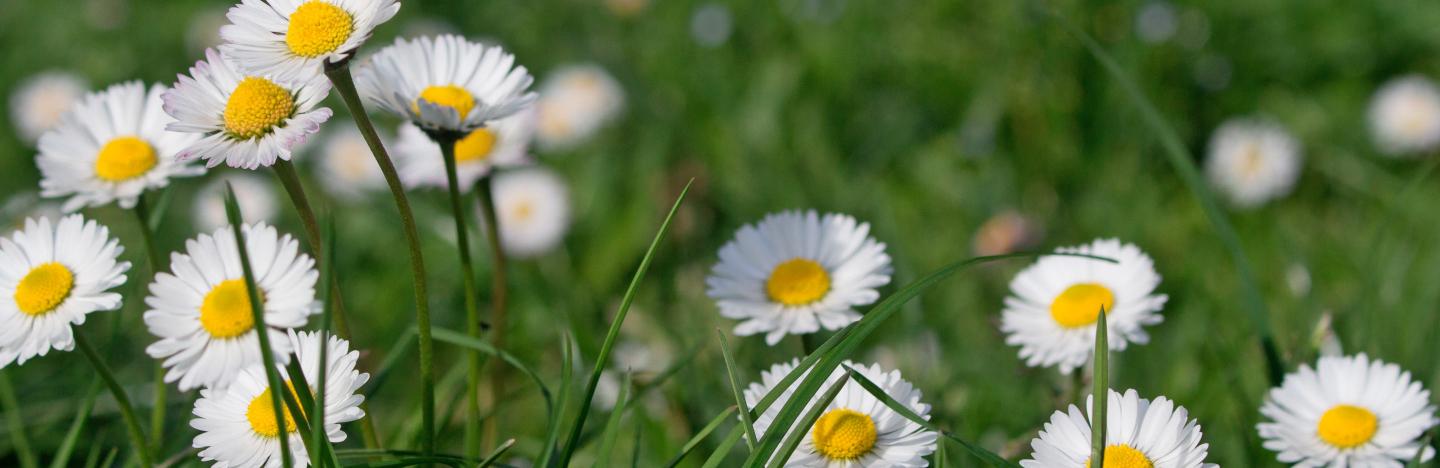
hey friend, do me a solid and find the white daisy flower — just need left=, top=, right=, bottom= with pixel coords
left=36, top=81, right=204, bottom=212
left=356, top=34, right=537, bottom=133
left=220, top=0, right=400, bottom=82
left=479, top=166, right=571, bottom=258
left=1204, top=118, right=1302, bottom=209
left=392, top=105, right=535, bottom=191
left=9, top=71, right=87, bottom=144
left=0, top=215, right=129, bottom=368
left=1368, top=75, right=1440, bottom=157
left=707, top=210, right=891, bottom=346
left=164, top=48, right=333, bottom=170
left=1022, top=388, right=1218, bottom=468
left=743, top=359, right=936, bottom=467
left=535, top=64, right=624, bottom=151
left=1000, top=238, right=1167, bottom=374
left=192, top=330, right=368, bottom=468
left=1258, top=353, right=1437, bottom=467
left=144, top=222, right=319, bottom=391
left=312, top=124, right=385, bottom=201
left=195, top=173, right=281, bottom=232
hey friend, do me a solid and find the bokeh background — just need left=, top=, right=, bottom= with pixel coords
left=4, top=0, right=1440, bottom=466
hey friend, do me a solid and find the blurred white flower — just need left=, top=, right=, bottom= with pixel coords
left=1368, top=75, right=1440, bottom=157
left=535, top=64, right=625, bottom=151
left=1205, top=118, right=1301, bottom=208
left=1286, top=262, right=1311, bottom=297
left=393, top=106, right=536, bottom=191
left=1022, top=389, right=1218, bottom=467
left=0, top=193, right=62, bottom=231
left=690, top=3, right=733, bottom=48
left=9, top=71, right=87, bottom=144
left=972, top=210, right=1041, bottom=257
left=480, top=167, right=572, bottom=258
left=220, top=0, right=400, bottom=82
left=314, top=123, right=385, bottom=201
left=194, top=172, right=280, bottom=232
left=357, top=35, right=537, bottom=133
left=1135, top=2, right=1178, bottom=44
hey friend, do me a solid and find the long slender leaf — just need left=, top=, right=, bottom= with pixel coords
left=1091, top=308, right=1109, bottom=468
left=49, top=378, right=103, bottom=468
left=663, top=406, right=738, bottom=468
left=595, top=372, right=633, bottom=467
left=840, top=365, right=1019, bottom=468
left=537, top=336, right=574, bottom=467
left=699, top=427, right=745, bottom=468
left=314, top=215, right=336, bottom=467
left=766, top=374, right=850, bottom=468
left=716, top=330, right=758, bottom=450
left=477, top=439, right=516, bottom=467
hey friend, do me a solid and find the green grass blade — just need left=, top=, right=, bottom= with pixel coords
left=716, top=330, right=758, bottom=450
left=840, top=365, right=1019, bottom=468
left=283, top=358, right=333, bottom=467
left=595, top=372, right=633, bottom=467
left=366, top=330, right=417, bottom=399
left=428, top=326, right=554, bottom=419
left=1091, top=308, right=1109, bottom=468
left=699, top=427, right=745, bottom=468
left=577, top=342, right=706, bottom=447
left=663, top=406, right=738, bottom=468
left=477, top=438, right=516, bottom=467
left=765, top=373, right=850, bottom=468
left=49, top=378, right=102, bottom=468
left=314, top=214, right=336, bottom=466
left=555, top=180, right=693, bottom=466
left=537, top=335, right=575, bottom=468
left=0, top=369, right=38, bottom=468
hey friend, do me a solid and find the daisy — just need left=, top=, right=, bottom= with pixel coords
left=9, top=71, right=87, bottom=144
left=707, top=210, right=891, bottom=346
left=744, top=359, right=936, bottom=467
left=144, top=222, right=319, bottom=390
left=1022, top=389, right=1218, bottom=468
left=164, top=48, right=333, bottom=170
left=220, top=0, right=400, bottom=82
left=356, top=34, right=537, bottom=133
left=0, top=215, right=129, bottom=368
left=535, top=64, right=624, bottom=151
left=192, top=330, right=368, bottom=467
left=1258, top=353, right=1436, bottom=467
left=1368, top=75, right=1440, bottom=157
left=392, top=105, right=536, bottom=191
left=1000, top=238, right=1167, bottom=374
left=36, top=81, right=204, bottom=212
left=480, top=166, right=571, bottom=258
left=312, top=124, right=385, bottom=200
left=1204, top=118, right=1302, bottom=208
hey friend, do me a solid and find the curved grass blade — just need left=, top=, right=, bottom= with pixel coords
left=840, top=365, right=1019, bottom=468
left=716, top=330, right=758, bottom=450
left=765, top=373, right=849, bottom=468
left=537, top=336, right=574, bottom=467
left=662, top=406, right=738, bottom=468
left=49, top=378, right=102, bottom=468
left=478, top=438, right=516, bottom=467
left=1091, top=309, right=1109, bottom=468
left=595, top=372, right=633, bottom=468
left=0, top=370, right=37, bottom=468
left=428, top=326, right=554, bottom=420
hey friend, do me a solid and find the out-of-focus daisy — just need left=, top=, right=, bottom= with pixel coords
left=1258, top=353, right=1436, bottom=466
left=744, top=359, right=936, bottom=466
left=1000, top=238, right=1167, bottom=374
left=480, top=167, right=570, bottom=258
left=535, top=64, right=624, bottom=151
left=393, top=106, right=535, bottom=191
left=1204, top=118, right=1302, bottom=208
left=707, top=210, right=891, bottom=346
left=164, top=48, right=333, bottom=169
left=192, top=330, right=368, bottom=467
left=0, top=215, right=129, bottom=368
left=1022, top=389, right=1217, bottom=467
left=972, top=210, right=1041, bottom=257
left=357, top=35, right=537, bottom=133
left=194, top=173, right=280, bottom=231
left=36, top=81, right=204, bottom=212
left=144, top=222, right=319, bottom=390
left=313, top=124, right=385, bottom=200
left=1368, top=75, right=1440, bottom=157
left=220, top=0, right=400, bottom=82
left=2, top=193, right=64, bottom=232
left=9, top=71, right=88, bottom=144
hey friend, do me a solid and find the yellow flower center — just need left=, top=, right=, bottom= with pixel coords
left=1085, top=444, right=1153, bottom=468
left=510, top=199, right=535, bottom=222
left=811, top=408, right=877, bottom=460
left=1049, top=283, right=1115, bottom=328
left=284, top=1, right=353, bottom=58
left=245, top=381, right=305, bottom=438
left=14, top=262, right=74, bottom=316
left=199, top=279, right=263, bottom=339
left=224, top=77, right=295, bottom=140
left=1317, top=404, right=1378, bottom=449
left=416, top=85, right=476, bottom=119
left=456, top=128, right=498, bottom=163
left=94, top=136, right=158, bottom=181
left=766, top=258, right=830, bottom=306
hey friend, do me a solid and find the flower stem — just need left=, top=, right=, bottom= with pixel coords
left=475, top=173, right=510, bottom=451
left=130, top=200, right=167, bottom=454
left=324, top=61, right=435, bottom=456
left=433, top=132, right=486, bottom=457
left=73, top=329, right=153, bottom=468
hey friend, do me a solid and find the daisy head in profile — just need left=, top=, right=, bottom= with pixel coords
left=393, top=105, right=535, bottom=191
left=163, top=48, right=333, bottom=170
left=1000, top=238, right=1167, bottom=374
left=36, top=81, right=204, bottom=212
left=1368, top=75, right=1440, bottom=157
left=1204, top=118, right=1302, bottom=209
left=707, top=210, right=892, bottom=346
left=220, top=0, right=401, bottom=81
left=356, top=35, right=537, bottom=134
left=9, top=70, right=87, bottom=144
left=1022, top=389, right=1218, bottom=468
left=479, top=166, right=571, bottom=258
left=1258, top=353, right=1436, bottom=466
left=0, top=215, right=129, bottom=368
left=144, top=222, right=319, bottom=391
left=192, top=330, right=368, bottom=467
left=743, top=359, right=936, bottom=466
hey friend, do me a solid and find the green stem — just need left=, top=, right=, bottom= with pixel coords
left=325, top=61, right=435, bottom=456
left=475, top=173, right=510, bottom=452
left=130, top=201, right=167, bottom=454
left=72, top=329, right=153, bottom=468
left=224, top=197, right=294, bottom=468
left=433, top=132, right=487, bottom=457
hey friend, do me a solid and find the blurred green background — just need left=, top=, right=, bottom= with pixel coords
left=5, top=0, right=1440, bottom=466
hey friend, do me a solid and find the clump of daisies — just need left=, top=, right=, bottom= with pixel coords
left=744, top=360, right=936, bottom=466
left=1257, top=353, right=1437, bottom=466
left=220, top=0, right=400, bottom=81
left=1000, top=238, right=1167, bottom=373
left=8, top=70, right=87, bottom=144
left=707, top=210, right=892, bottom=345
left=1204, top=118, right=1302, bottom=209
left=535, top=64, right=625, bottom=151
left=0, top=215, right=129, bottom=367
left=1022, top=389, right=1218, bottom=467
left=1368, top=75, right=1440, bottom=157
left=480, top=166, right=572, bottom=258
